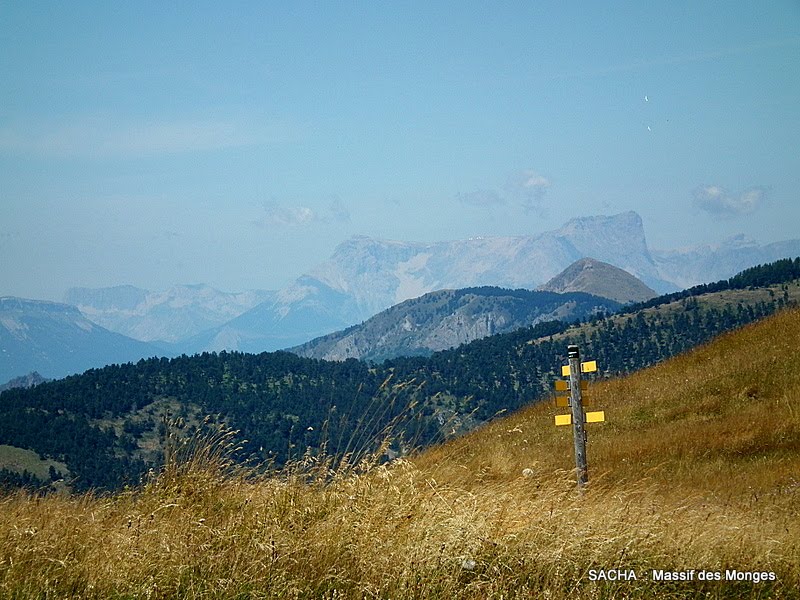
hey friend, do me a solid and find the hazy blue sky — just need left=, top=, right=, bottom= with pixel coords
left=2, top=2, right=799, bottom=300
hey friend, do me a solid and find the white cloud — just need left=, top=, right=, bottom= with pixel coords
left=520, top=172, right=551, bottom=189
left=506, top=169, right=551, bottom=215
left=692, top=185, right=769, bottom=217
left=252, top=197, right=352, bottom=228
left=150, top=230, right=181, bottom=241
left=456, top=168, right=551, bottom=215
left=0, top=114, right=296, bottom=158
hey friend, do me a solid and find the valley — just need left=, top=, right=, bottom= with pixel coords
left=1, top=258, right=798, bottom=496
left=1, top=292, right=798, bottom=598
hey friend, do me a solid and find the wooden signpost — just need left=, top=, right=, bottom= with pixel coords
left=554, top=345, right=604, bottom=489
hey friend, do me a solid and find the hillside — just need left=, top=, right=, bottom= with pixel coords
left=0, top=297, right=162, bottom=382
left=1, top=260, right=798, bottom=494
left=417, top=303, right=800, bottom=499
left=537, top=257, right=657, bottom=304
left=290, top=287, right=620, bottom=362
left=1, top=303, right=798, bottom=597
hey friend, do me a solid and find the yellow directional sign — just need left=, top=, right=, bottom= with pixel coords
left=555, top=394, right=592, bottom=407
left=561, top=360, right=597, bottom=377
left=554, top=379, right=588, bottom=391
left=555, top=411, right=604, bottom=425
left=561, top=361, right=598, bottom=376
left=585, top=410, right=605, bottom=423
left=554, top=355, right=602, bottom=431
left=555, top=414, right=572, bottom=426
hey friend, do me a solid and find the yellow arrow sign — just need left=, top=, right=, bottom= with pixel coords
left=555, top=414, right=572, bottom=426
left=555, top=395, right=593, bottom=407
left=585, top=410, right=605, bottom=423
left=554, top=411, right=604, bottom=426
left=554, top=380, right=588, bottom=391
left=561, top=361, right=598, bottom=377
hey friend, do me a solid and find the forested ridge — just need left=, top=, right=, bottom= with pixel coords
left=1, top=258, right=798, bottom=492
left=624, top=257, right=800, bottom=313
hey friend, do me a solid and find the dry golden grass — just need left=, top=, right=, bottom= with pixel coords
left=423, top=305, right=800, bottom=500
left=2, top=308, right=800, bottom=598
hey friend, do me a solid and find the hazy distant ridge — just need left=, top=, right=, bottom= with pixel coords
left=0, top=297, right=161, bottom=382
left=185, top=212, right=671, bottom=353
left=64, top=284, right=274, bottom=343
left=190, top=211, right=800, bottom=354
left=51, top=212, right=800, bottom=355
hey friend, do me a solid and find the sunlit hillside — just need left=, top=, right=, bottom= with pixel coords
left=420, top=304, right=800, bottom=504
left=1, top=307, right=799, bottom=598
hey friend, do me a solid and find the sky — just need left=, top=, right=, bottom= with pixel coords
left=1, top=1, right=799, bottom=300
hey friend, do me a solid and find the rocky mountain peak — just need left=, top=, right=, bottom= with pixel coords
left=537, top=257, right=658, bottom=304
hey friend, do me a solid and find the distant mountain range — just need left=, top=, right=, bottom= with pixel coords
left=0, top=297, right=161, bottom=382
left=4, top=211, right=800, bottom=379
left=180, top=211, right=800, bottom=353
left=652, top=234, right=800, bottom=291
left=178, top=275, right=358, bottom=353
left=177, top=211, right=671, bottom=353
left=290, top=286, right=620, bottom=362
left=63, top=284, right=274, bottom=344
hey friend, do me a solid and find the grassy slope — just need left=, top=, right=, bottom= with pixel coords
left=0, top=445, right=68, bottom=482
left=421, top=302, right=800, bottom=502
left=1, top=308, right=799, bottom=598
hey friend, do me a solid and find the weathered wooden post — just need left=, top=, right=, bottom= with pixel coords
left=567, top=344, right=588, bottom=488
left=554, top=347, right=602, bottom=488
